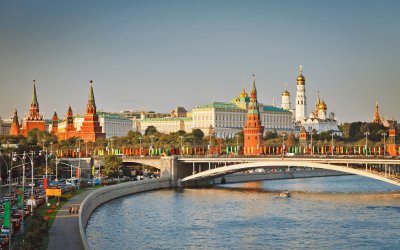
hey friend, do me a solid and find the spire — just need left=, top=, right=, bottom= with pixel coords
left=88, top=80, right=95, bottom=102
left=373, top=101, right=382, bottom=124
left=13, top=107, right=19, bottom=123
left=251, top=73, right=257, bottom=97
left=32, top=80, right=38, bottom=104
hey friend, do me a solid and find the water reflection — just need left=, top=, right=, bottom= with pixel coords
left=86, top=176, right=400, bottom=249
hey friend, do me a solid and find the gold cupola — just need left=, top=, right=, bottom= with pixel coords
left=282, top=83, right=290, bottom=96
left=297, top=65, right=305, bottom=85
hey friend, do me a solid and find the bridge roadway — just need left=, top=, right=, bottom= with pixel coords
left=122, top=156, right=400, bottom=187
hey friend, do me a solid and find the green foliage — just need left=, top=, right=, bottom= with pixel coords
left=264, top=131, right=277, bottom=140
left=144, top=126, right=158, bottom=135
left=191, top=129, right=204, bottom=143
left=80, top=179, right=88, bottom=189
left=103, top=155, right=123, bottom=177
left=12, top=214, right=48, bottom=250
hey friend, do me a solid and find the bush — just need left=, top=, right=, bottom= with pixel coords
left=80, top=179, right=88, bottom=189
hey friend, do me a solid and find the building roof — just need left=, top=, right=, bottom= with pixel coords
left=141, top=117, right=192, bottom=122
left=263, top=105, right=291, bottom=113
left=195, top=102, right=244, bottom=110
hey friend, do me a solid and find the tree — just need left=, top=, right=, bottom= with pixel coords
left=144, top=126, right=158, bottom=136
left=102, top=155, right=122, bottom=177
left=192, top=129, right=204, bottom=144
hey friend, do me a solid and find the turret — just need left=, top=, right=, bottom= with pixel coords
left=51, top=111, right=59, bottom=134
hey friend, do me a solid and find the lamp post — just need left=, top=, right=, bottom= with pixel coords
left=77, top=138, right=82, bottom=179
left=382, top=132, right=387, bottom=157
left=331, top=133, right=334, bottom=157
left=139, top=137, right=143, bottom=156
left=364, top=132, right=370, bottom=157
left=150, top=135, right=154, bottom=156
left=179, top=136, right=183, bottom=155
left=12, top=153, right=28, bottom=233
left=281, top=133, right=286, bottom=157
left=50, top=142, right=53, bottom=155
left=0, top=151, right=12, bottom=250
left=235, top=135, right=239, bottom=155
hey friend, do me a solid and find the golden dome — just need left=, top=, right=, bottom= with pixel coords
left=282, top=90, right=290, bottom=96
left=297, top=74, right=305, bottom=85
left=318, top=101, right=327, bottom=110
left=240, top=88, right=248, bottom=98
left=297, top=65, right=305, bottom=85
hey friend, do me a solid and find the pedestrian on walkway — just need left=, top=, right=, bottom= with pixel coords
left=71, top=206, right=75, bottom=214
left=68, top=206, right=72, bottom=215
left=77, top=206, right=80, bottom=214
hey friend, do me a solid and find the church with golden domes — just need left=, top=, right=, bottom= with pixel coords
left=280, top=66, right=341, bottom=135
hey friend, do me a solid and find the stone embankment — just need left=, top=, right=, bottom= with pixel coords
left=79, top=178, right=173, bottom=250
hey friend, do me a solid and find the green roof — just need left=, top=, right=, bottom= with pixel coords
left=263, top=105, right=291, bottom=113
left=195, top=102, right=244, bottom=110
left=142, top=117, right=192, bottom=122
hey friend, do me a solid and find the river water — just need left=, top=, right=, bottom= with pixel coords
left=86, top=176, right=400, bottom=249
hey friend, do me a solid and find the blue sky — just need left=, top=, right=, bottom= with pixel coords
left=0, top=0, right=399, bottom=122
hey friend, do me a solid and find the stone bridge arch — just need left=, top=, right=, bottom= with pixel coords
left=181, top=160, right=400, bottom=187
left=122, top=157, right=177, bottom=179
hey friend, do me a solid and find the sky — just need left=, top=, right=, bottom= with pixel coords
left=0, top=0, right=399, bottom=123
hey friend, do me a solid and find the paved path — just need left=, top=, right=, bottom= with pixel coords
left=47, top=188, right=96, bottom=250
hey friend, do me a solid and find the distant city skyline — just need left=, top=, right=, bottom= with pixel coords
left=1, top=0, right=399, bottom=123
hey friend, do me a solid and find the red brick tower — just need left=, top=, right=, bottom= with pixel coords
left=22, top=81, right=46, bottom=136
left=10, top=108, right=21, bottom=136
left=79, top=81, right=105, bottom=142
left=51, top=111, right=59, bottom=135
left=373, top=101, right=383, bottom=124
left=243, top=74, right=264, bottom=155
left=387, top=121, right=397, bottom=156
left=299, top=126, right=308, bottom=148
left=58, top=106, right=78, bottom=140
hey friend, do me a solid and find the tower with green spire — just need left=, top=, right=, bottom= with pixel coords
left=79, top=80, right=105, bottom=142
left=243, top=74, right=264, bottom=155
left=21, top=80, right=45, bottom=136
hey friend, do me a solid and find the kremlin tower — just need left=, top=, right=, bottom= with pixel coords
left=386, top=121, right=397, bottom=156
left=373, top=102, right=383, bottom=124
left=10, top=81, right=46, bottom=136
left=22, top=82, right=46, bottom=136
left=295, top=65, right=307, bottom=122
left=58, top=106, right=78, bottom=140
left=10, top=108, right=20, bottom=136
left=79, top=81, right=105, bottom=142
left=51, top=111, right=59, bottom=135
left=243, top=74, right=264, bottom=155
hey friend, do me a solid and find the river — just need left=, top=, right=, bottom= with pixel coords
left=86, top=175, right=400, bottom=249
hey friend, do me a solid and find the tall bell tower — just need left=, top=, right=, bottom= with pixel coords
left=295, top=65, right=307, bottom=122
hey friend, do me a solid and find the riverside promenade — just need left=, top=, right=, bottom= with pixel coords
left=47, top=188, right=96, bottom=250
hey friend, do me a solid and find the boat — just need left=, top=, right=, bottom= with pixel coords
left=280, top=191, right=291, bottom=197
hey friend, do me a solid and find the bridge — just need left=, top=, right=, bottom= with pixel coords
left=122, top=156, right=400, bottom=187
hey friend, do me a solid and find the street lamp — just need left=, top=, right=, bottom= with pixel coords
left=235, top=135, right=239, bottom=155
left=23, top=151, right=35, bottom=215
left=150, top=135, right=154, bottom=156
left=309, top=130, right=314, bottom=155
left=364, top=132, right=370, bottom=157
left=382, top=132, right=387, bottom=157
left=281, top=133, right=286, bottom=157
left=1, top=152, right=13, bottom=250
left=179, top=136, right=184, bottom=155
left=12, top=153, right=29, bottom=234
left=139, top=137, right=143, bottom=156
left=331, top=133, right=334, bottom=156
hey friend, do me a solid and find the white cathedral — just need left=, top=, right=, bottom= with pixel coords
left=280, top=66, right=341, bottom=135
